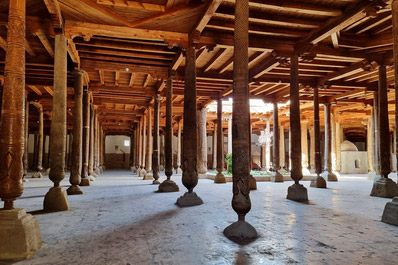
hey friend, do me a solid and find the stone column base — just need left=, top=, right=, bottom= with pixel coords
left=45, top=168, right=50, bottom=176
left=43, top=187, right=70, bottom=212
left=302, top=168, right=311, bottom=176
left=139, top=169, right=147, bottom=178
left=287, top=183, right=308, bottom=202
left=130, top=166, right=137, bottom=173
left=143, top=172, right=153, bottom=180
left=370, top=177, right=398, bottom=198
left=224, top=220, right=258, bottom=244
left=80, top=178, right=91, bottom=186
left=158, top=180, right=179, bottom=192
left=249, top=175, right=257, bottom=190
left=32, top=172, right=43, bottom=178
left=159, top=165, right=165, bottom=171
left=382, top=197, right=398, bottom=225
left=88, top=175, right=96, bottom=181
left=271, top=171, right=284, bottom=182
left=176, top=192, right=203, bottom=207
left=322, top=171, right=338, bottom=181
left=67, top=185, right=84, bottom=195
left=310, top=176, right=327, bottom=188
left=214, top=172, right=226, bottom=183
left=0, top=209, right=42, bottom=261
left=175, top=167, right=182, bottom=174
left=198, top=173, right=208, bottom=179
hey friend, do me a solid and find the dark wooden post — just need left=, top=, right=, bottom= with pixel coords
left=43, top=33, right=70, bottom=211
left=159, top=77, right=179, bottom=192
left=272, top=101, right=283, bottom=182
left=152, top=95, right=161, bottom=184
left=223, top=0, right=257, bottom=243
left=322, top=103, right=337, bottom=181
left=67, top=70, right=84, bottom=195
left=80, top=89, right=90, bottom=186
left=214, top=98, right=226, bottom=183
left=23, top=99, right=29, bottom=177
left=310, top=86, right=326, bottom=188
left=176, top=43, right=203, bottom=207
left=371, top=64, right=398, bottom=198
left=287, top=53, right=308, bottom=201
left=32, top=105, right=44, bottom=178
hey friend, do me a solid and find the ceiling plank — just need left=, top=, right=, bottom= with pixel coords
left=202, top=48, right=227, bottom=72
left=96, top=0, right=165, bottom=12
left=129, top=73, right=136, bottom=87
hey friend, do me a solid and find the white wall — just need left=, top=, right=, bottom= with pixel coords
left=105, top=135, right=130, bottom=154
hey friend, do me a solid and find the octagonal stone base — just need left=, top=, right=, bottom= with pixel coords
left=0, top=209, right=42, bottom=261
left=382, top=197, right=398, bottom=226
left=287, top=183, right=308, bottom=202
left=158, top=180, right=179, bottom=192
left=176, top=192, right=203, bottom=207
left=139, top=169, right=147, bottom=178
left=224, top=220, right=258, bottom=245
left=322, top=171, right=338, bottom=181
left=249, top=175, right=257, bottom=190
left=310, top=176, right=327, bottom=189
left=32, top=172, right=43, bottom=179
left=271, top=171, right=284, bottom=182
left=80, top=178, right=91, bottom=186
left=43, top=187, right=70, bottom=212
left=143, top=173, right=153, bottom=180
left=370, top=177, right=398, bottom=198
left=67, top=185, right=84, bottom=195
left=214, top=172, right=226, bottom=183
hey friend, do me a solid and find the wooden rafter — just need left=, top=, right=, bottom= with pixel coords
left=190, top=0, right=222, bottom=38
left=202, top=48, right=227, bottom=72
left=96, top=0, right=165, bottom=11
left=115, top=71, right=120, bottom=86
left=33, top=29, right=54, bottom=57
left=43, top=0, right=64, bottom=28
left=129, top=73, right=135, bottom=87
left=99, top=70, right=104, bottom=85
left=43, top=86, right=54, bottom=96
left=28, top=85, right=42, bottom=96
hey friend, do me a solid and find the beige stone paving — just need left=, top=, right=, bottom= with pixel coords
left=1, top=171, right=398, bottom=265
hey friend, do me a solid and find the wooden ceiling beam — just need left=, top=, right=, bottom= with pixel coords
left=32, top=29, right=54, bottom=57
left=170, top=50, right=184, bottom=71
left=67, top=38, right=80, bottom=65
left=129, top=73, right=135, bottom=87
left=190, top=0, right=222, bottom=40
left=28, top=85, right=42, bottom=96
left=43, top=0, right=64, bottom=29
left=96, top=0, right=165, bottom=12
left=249, top=54, right=280, bottom=80
left=43, top=86, right=54, bottom=96
left=296, top=0, right=387, bottom=53
left=76, top=46, right=174, bottom=60
left=202, top=48, right=227, bottom=72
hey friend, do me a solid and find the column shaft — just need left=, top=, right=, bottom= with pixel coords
left=165, top=78, right=173, bottom=180
left=265, top=119, right=271, bottom=170
left=378, top=65, right=391, bottom=177
left=273, top=102, right=280, bottom=170
left=301, top=120, right=309, bottom=172
left=335, top=121, right=342, bottom=172
left=145, top=107, right=152, bottom=173
left=176, top=119, right=182, bottom=172
left=215, top=98, right=226, bottom=183
left=227, top=118, right=232, bottom=154
left=212, top=124, right=217, bottom=169
left=198, top=108, right=208, bottom=174
left=152, top=96, right=160, bottom=183
left=0, top=0, right=26, bottom=209
left=323, top=103, right=337, bottom=181
left=23, top=99, right=29, bottom=176
left=279, top=126, right=285, bottom=169
left=81, top=90, right=90, bottom=184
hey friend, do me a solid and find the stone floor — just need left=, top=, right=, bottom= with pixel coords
left=3, top=170, right=398, bottom=265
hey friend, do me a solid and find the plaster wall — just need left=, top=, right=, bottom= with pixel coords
left=340, top=151, right=368, bottom=174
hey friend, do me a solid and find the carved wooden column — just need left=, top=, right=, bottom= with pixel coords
left=265, top=119, right=271, bottom=170
left=130, top=132, right=136, bottom=172
left=335, top=121, right=342, bottom=172
left=371, top=64, right=398, bottom=198
left=287, top=53, right=308, bottom=201
left=159, top=134, right=165, bottom=171
left=309, top=127, right=315, bottom=172
left=198, top=108, right=208, bottom=175
left=322, top=103, right=337, bottom=181
left=331, top=113, right=337, bottom=172
left=311, top=86, right=326, bottom=188
left=367, top=111, right=375, bottom=173
left=382, top=0, right=398, bottom=224
left=23, top=99, right=29, bottom=178
left=272, top=101, right=283, bottom=182
left=159, top=77, right=178, bottom=192
left=44, top=33, right=70, bottom=211
left=136, top=117, right=142, bottom=175
left=176, top=42, right=203, bottom=206
left=152, top=95, right=161, bottom=184
left=301, top=120, right=310, bottom=175
left=32, top=105, right=44, bottom=178
left=93, top=113, right=100, bottom=175
left=67, top=132, right=73, bottom=171
left=373, top=92, right=380, bottom=175
left=88, top=106, right=97, bottom=179
left=212, top=123, right=217, bottom=170
left=80, top=89, right=90, bottom=186
left=227, top=118, right=232, bottom=154
left=214, top=98, right=226, bottom=183
left=144, top=107, right=153, bottom=180
left=0, top=0, right=42, bottom=259
left=223, top=0, right=257, bottom=243
left=280, top=126, right=285, bottom=170
left=176, top=119, right=182, bottom=174
left=139, top=112, right=147, bottom=177
left=67, top=70, right=84, bottom=195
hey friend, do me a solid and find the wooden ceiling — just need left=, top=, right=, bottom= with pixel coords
left=0, top=0, right=395, bottom=139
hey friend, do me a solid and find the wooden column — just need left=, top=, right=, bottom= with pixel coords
left=144, top=107, right=153, bottom=179
left=176, top=42, right=203, bottom=206
left=129, top=132, right=135, bottom=171
left=227, top=118, right=232, bottom=154
left=224, top=0, right=257, bottom=243
left=44, top=34, right=70, bottom=211
left=279, top=126, right=285, bottom=170
left=88, top=106, right=96, bottom=178
left=287, top=53, right=308, bottom=201
left=139, top=111, right=147, bottom=177
left=152, top=95, right=161, bottom=184
left=373, top=92, right=380, bottom=174
left=93, top=113, right=99, bottom=175
left=265, top=119, right=271, bottom=170
left=212, top=123, right=217, bottom=170
left=198, top=108, right=208, bottom=174
left=335, top=121, right=342, bottom=172
left=309, top=127, right=315, bottom=171
left=158, top=77, right=178, bottom=192
left=67, top=70, right=84, bottom=195
left=0, top=0, right=26, bottom=210
left=23, top=99, right=29, bottom=177
left=301, top=120, right=310, bottom=175
left=176, top=119, right=182, bottom=174
left=367, top=112, right=374, bottom=172
left=80, top=89, right=90, bottom=186
left=32, top=105, right=44, bottom=178
left=322, top=103, right=337, bottom=181
left=272, top=101, right=283, bottom=182
left=310, top=86, right=326, bottom=188
left=0, top=1, right=42, bottom=258
left=136, top=117, right=143, bottom=175
left=371, top=64, right=398, bottom=198
left=214, top=98, right=226, bottom=183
